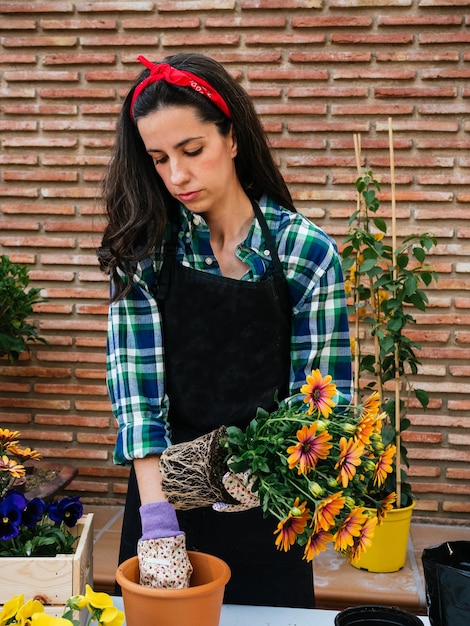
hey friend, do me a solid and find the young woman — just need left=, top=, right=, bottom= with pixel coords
left=98, top=53, right=352, bottom=608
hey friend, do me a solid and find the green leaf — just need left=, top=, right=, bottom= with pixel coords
left=415, top=388, right=429, bottom=409
left=373, top=217, right=387, bottom=233
left=359, top=258, right=379, bottom=273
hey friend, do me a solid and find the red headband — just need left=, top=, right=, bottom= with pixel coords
left=130, top=55, right=231, bottom=123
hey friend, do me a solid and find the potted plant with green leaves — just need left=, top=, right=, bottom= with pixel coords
left=0, top=254, right=46, bottom=362
left=340, top=129, right=438, bottom=571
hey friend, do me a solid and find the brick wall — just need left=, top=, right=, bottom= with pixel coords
left=0, top=0, right=469, bottom=524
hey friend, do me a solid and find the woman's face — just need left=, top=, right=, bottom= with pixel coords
left=137, top=105, right=239, bottom=216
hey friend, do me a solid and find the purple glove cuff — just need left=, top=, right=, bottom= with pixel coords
left=140, top=501, right=183, bottom=540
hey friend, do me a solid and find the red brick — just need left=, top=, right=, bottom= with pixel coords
left=246, top=32, right=325, bottom=45
left=378, top=50, right=459, bottom=62
left=379, top=14, right=462, bottom=25
left=41, top=21, right=117, bottom=31
left=207, top=16, right=286, bottom=28
left=292, top=15, right=372, bottom=27
left=76, top=1, right=155, bottom=12
left=80, top=35, right=159, bottom=47
left=331, top=32, right=413, bottom=44
left=2, top=38, right=77, bottom=49
left=36, top=414, right=110, bottom=428
left=241, top=0, right=321, bottom=7
left=375, top=87, right=457, bottom=98
left=0, top=3, right=73, bottom=12
left=123, top=17, right=201, bottom=29
left=3, top=104, right=78, bottom=115
left=43, top=52, right=116, bottom=64
left=2, top=203, right=75, bottom=215
left=0, top=20, right=36, bottom=30
left=290, top=51, right=371, bottom=63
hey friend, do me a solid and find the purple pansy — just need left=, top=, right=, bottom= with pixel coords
left=48, top=495, right=83, bottom=528
left=0, top=491, right=27, bottom=540
left=22, top=497, right=47, bottom=528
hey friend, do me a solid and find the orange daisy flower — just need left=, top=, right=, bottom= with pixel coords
left=274, top=498, right=310, bottom=552
left=360, top=391, right=381, bottom=420
left=0, top=428, right=21, bottom=445
left=334, top=507, right=369, bottom=552
left=349, top=515, right=378, bottom=562
left=335, top=437, right=364, bottom=488
left=313, top=492, right=346, bottom=532
left=373, top=443, right=397, bottom=487
left=303, top=529, right=334, bottom=562
left=287, top=423, right=333, bottom=475
left=6, top=444, right=42, bottom=461
left=0, top=454, right=25, bottom=479
left=353, top=414, right=376, bottom=446
left=372, top=411, right=387, bottom=435
left=300, top=369, right=337, bottom=417
left=376, top=492, right=397, bottom=524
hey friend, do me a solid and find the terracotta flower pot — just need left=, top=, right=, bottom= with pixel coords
left=115, top=551, right=231, bottom=626
left=334, top=605, right=425, bottom=625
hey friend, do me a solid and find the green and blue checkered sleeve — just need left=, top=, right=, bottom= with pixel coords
left=276, top=210, right=352, bottom=405
left=106, top=265, right=171, bottom=465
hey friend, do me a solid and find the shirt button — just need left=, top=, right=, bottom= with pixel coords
left=193, top=216, right=201, bottom=226
left=263, top=249, right=270, bottom=256
left=205, top=257, right=213, bottom=265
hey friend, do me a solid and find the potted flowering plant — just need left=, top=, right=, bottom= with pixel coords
left=0, top=490, right=83, bottom=557
left=0, top=585, right=124, bottom=626
left=0, top=254, right=46, bottom=362
left=0, top=430, right=93, bottom=620
left=220, top=369, right=396, bottom=564
left=341, top=166, right=437, bottom=509
left=339, top=129, right=438, bottom=571
left=0, top=428, right=43, bottom=499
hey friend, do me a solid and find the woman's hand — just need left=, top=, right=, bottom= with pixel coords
left=213, top=469, right=259, bottom=512
left=138, top=501, right=193, bottom=588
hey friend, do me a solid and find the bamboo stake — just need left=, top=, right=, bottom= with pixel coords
left=388, top=117, right=402, bottom=508
left=352, top=134, right=361, bottom=407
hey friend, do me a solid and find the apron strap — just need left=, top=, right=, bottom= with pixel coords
left=155, top=198, right=290, bottom=303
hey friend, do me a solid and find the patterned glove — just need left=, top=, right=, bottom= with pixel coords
left=212, top=469, right=259, bottom=513
left=137, top=501, right=193, bottom=588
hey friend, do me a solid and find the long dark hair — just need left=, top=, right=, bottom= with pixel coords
left=98, top=53, right=295, bottom=300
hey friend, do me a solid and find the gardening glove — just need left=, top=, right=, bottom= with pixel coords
left=212, top=469, right=259, bottom=512
left=137, top=500, right=193, bottom=588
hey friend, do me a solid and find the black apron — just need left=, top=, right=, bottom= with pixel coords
left=118, top=201, right=315, bottom=608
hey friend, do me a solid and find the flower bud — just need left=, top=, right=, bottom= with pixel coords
left=363, top=459, right=376, bottom=472
left=315, top=419, right=329, bottom=432
left=291, top=506, right=302, bottom=517
left=327, top=477, right=339, bottom=489
left=343, top=422, right=357, bottom=435
left=309, top=481, right=324, bottom=498
left=345, top=496, right=355, bottom=509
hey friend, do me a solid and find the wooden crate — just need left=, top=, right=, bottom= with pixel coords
left=0, top=513, right=94, bottom=624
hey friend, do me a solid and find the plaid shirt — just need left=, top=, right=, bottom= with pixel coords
left=107, top=195, right=352, bottom=464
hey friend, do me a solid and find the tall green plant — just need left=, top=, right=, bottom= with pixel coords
left=0, top=255, right=46, bottom=361
left=341, top=170, right=438, bottom=507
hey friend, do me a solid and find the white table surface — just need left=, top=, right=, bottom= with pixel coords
left=112, top=596, right=430, bottom=625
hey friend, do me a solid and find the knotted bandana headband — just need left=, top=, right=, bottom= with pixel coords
left=130, top=55, right=232, bottom=123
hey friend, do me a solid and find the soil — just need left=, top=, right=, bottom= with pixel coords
left=24, top=466, right=59, bottom=492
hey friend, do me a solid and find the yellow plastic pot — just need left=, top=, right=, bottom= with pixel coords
left=351, top=501, right=415, bottom=573
left=116, top=551, right=231, bottom=626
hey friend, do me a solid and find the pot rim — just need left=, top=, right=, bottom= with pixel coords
left=336, top=604, right=424, bottom=625
left=115, top=551, right=231, bottom=599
